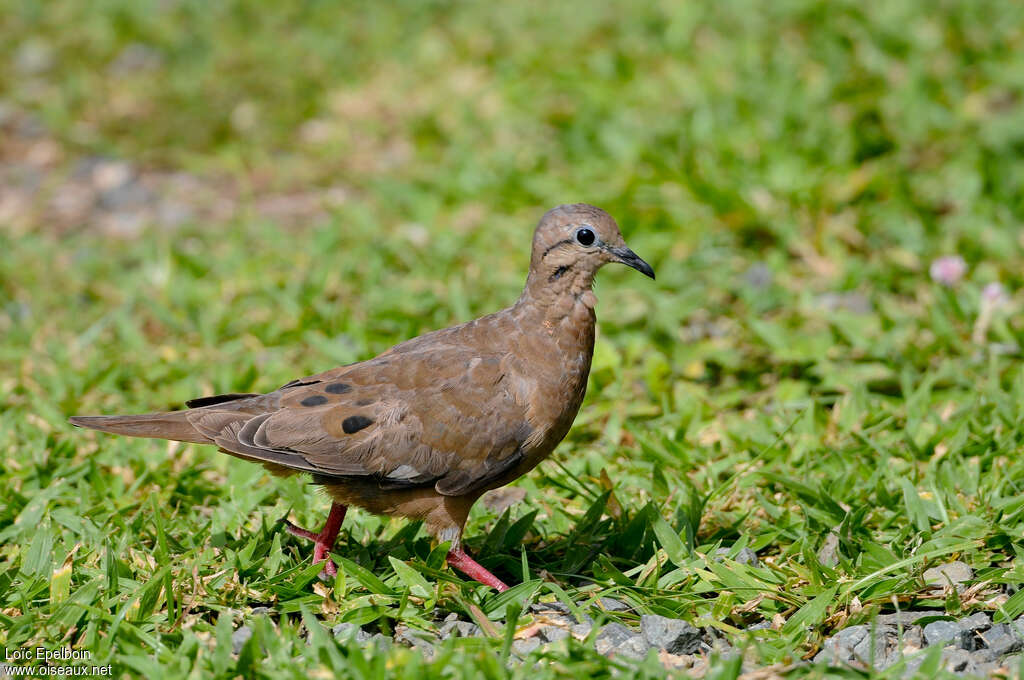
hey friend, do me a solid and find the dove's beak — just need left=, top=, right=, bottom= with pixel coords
left=609, top=246, right=656, bottom=280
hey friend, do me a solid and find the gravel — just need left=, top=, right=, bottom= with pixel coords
left=224, top=593, right=1024, bottom=676
left=231, top=626, right=253, bottom=654
left=640, top=615, right=703, bottom=655
left=816, top=606, right=1024, bottom=675
left=923, top=561, right=974, bottom=591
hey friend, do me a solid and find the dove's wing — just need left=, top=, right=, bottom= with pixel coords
left=187, top=338, right=533, bottom=497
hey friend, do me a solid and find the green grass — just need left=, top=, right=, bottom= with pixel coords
left=3, top=0, right=1024, bottom=677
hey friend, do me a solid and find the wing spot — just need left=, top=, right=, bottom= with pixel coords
left=355, top=398, right=376, bottom=406
left=342, top=415, right=374, bottom=434
left=325, top=382, right=352, bottom=394
left=301, top=395, right=328, bottom=407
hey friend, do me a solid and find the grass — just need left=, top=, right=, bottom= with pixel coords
left=3, top=0, right=1024, bottom=677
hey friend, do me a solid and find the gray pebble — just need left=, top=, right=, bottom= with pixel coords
left=817, top=624, right=867, bottom=664
left=744, top=263, right=773, bottom=289
left=597, top=597, right=629, bottom=612
left=746, top=620, right=772, bottom=632
left=817, top=532, right=840, bottom=567
left=367, top=632, right=391, bottom=647
left=530, top=602, right=571, bottom=615
left=332, top=623, right=371, bottom=644
left=15, top=40, right=55, bottom=75
left=99, top=181, right=153, bottom=211
left=615, top=635, right=652, bottom=660
left=959, top=612, right=991, bottom=633
left=570, top=622, right=593, bottom=639
left=640, top=614, right=702, bottom=655
left=439, top=620, right=481, bottom=639
left=979, top=624, right=1024, bottom=661
left=250, top=606, right=272, bottom=616
left=394, top=624, right=436, bottom=653
left=714, top=547, right=759, bottom=567
left=940, top=647, right=975, bottom=673
left=594, top=623, right=637, bottom=655
left=924, top=620, right=962, bottom=647
left=923, top=561, right=973, bottom=590
left=108, top=43, right=163, bottom=75
left=850, top=625, right=900, bottom=669
left=539, top=626, right=570, bottom=643
left=512, top=637, right=541, bottom=656
left=815, top=291, right=872, bottom=315
left=231, top=626, right=252, bottom=654
left=875, top=611, right=934, bottom=627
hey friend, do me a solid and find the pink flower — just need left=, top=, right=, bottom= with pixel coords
left=929, top=255, right=967, bottom=286
left=981, top=282, right=1008, bottom=307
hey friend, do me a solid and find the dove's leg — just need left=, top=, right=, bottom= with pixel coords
left=281, top=502, right=347, bottom=577
left=446, top=547, right=509, bottom=591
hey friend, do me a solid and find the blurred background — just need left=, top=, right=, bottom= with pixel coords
left=4, top=0, right=1023, bottom=411
left=4, top=0, right=1024, bottom=672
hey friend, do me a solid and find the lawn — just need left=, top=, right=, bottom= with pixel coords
left=3, top=0, right=1024, bottom=677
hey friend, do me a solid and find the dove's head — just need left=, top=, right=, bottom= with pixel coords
left=524, top=204, right=654, bottom=302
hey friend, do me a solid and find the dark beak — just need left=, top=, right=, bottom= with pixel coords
left=608, top=246, right=656, bottom=279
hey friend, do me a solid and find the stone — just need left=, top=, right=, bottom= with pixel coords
left=850, top=625, right=900, bottom=670
left=815, top=291, right=872, bottom=314
left=923, top=561, right=973, bottom=590
left=512, top=637, right=541, bottom=656
left=539, top=626, right=570, bottom=643
left=597, top=597, right=629, bottom=612
left=979, top=624, right=1024, bottom=661
left=824, top=624, right=868, bottom=661
left=394, top=624, right=436, bottom=655
left=958, top=612, right=992, bottom=633
left=744, top=263, right=773, bottom=289
left=714, top=547, right=759, bottom=567
left=570, top=622, right=593, bottom=639
left=15, top=40, right=55, bottom=75
left=108, top=43, right=163, bottom=75
left=939, top=647, right=974, bottom=673
left=923, top=620, right=962, bottom=647
left=875, top=611, right=936, bottom=627
left=231, top=626, right=252, bottom=654
left=439, top=620, right=480, bottom=639
left=817, top=532, right=840, bottom=567
left=332, top=623, right=371, bottom=644
left=594, top=623, right=637, bottom=655
left=640, top=615, right=702, bottom=655
left=615, top=635, right=652, bottom=660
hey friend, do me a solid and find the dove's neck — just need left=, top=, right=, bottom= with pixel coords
left=518, top=267, right=598, bottom=324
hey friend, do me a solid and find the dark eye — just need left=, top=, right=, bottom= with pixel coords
left=575, top=227, right=595, bottom=246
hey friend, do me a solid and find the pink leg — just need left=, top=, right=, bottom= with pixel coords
left=280, top=502, right=347, bottom=577
left=446, top=547, right=509, bottom=591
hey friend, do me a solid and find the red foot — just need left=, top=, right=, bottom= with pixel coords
left=281, top=502, right=347, bottom=577
left=446, top=547, right=509, bottom=591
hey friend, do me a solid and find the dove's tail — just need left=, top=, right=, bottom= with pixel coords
left=69, top=412, right=213, bottom=444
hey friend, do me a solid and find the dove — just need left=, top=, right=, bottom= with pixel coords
left=70, top=204, right=655, bottom=591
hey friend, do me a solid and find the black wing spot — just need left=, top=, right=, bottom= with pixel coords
left=342, top=415, right=374, bottom=434
left=325, top=382, right=352, bottom=394
left=355, top=398, right=376, bottom=406
left=301, top=395, right=328, bottom=407
left=280, top=379, right=320, bottom=389
left=186, top=393, right=259, bottom=408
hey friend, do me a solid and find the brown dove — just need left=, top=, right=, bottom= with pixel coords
left=69, top=204, right=655, bottom=591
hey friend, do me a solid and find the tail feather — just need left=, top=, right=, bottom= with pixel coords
left=69, top=412, right=213, bottom=444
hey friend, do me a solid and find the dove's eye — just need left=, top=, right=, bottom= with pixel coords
left=575, top=227, right=596, bottom=247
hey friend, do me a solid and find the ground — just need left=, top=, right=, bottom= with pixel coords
left=2, top=1, right=1024, bottom=678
